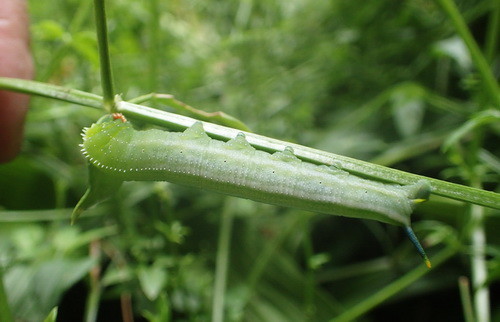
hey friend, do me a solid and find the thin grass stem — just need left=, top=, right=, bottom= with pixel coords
left=330, top=245, right=458, bottom=322
left=93, top=0, right=115, bottom=111
left=0, top=269, right=14, bottom=322
left=117, top=100, right=500, bottom=210
left=211, top=199, right=235, bottom=322
left=458, top=276, right=476, bottom=322
left=434, top=0, right=500, bottom=107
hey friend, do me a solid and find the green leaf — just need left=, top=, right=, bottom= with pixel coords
left=156, top=221, right=189, bottom=244
left=32, top=20, right=66, bottom=41
left=101, top=265, right=134, bottom=287
left=390, top=83, right=426, bottom=138
left=137, top=263, right=168, bottom=301
left=4, top=258, right=95, bottom=321
left=43, top=307, right=58, bottom=322
left=71, top=31, right=100, bottom=68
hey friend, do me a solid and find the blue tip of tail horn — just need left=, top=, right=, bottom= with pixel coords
left=404, top=226, right=431, bottom=268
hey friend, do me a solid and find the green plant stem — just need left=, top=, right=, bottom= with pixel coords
left=484, top=0, right=499, bottom=63
left=0, top=77, right=498, bottom=209
left=330, top=244, right=458, bottom=322
left=93, top=0, right=115, bottom=111
left=467, top=121, right=490, bottom=321
left=85, top=276, right=102, bottom=322
left=470, top=202, right=490, bottom=322
left=148, top=0, right=160, bottom=91
left=458, top=276, right=476, bottom=322
left=211, top=199, right=235, bottom=322
left=434, top=0, right=500, bottom=107
left=85, top=240, right=103, bottom=322
left=0, top=77, right=102, bottom=108
left=0, top=269, right=14, bottom=322
left=303, top=223, right=316, bottom=319
left=117, top=100, right=500, bottom=210
left=0, top=208, right=105, bottom=222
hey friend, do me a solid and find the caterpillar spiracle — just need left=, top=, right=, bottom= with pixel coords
left=75, top=114, right=432, bottom=267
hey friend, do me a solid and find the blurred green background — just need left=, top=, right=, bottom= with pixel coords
left=0, top=0, right=499, bottom=321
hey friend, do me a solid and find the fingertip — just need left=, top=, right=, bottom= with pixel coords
left=0, top=93, right=29, bottom=163
left=0, top=0, right=34, bottom=163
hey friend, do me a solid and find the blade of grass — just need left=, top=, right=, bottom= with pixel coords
left=240, top=213, right=307, bottom=314
left=0, top=269, right=14, bottom=322
left=434, top=0, right=500, bottom=107
left=302, top=221, right=316, bottom=319
left=484, top=0, right=499, bottom=63
left=211, top=198, right=235, bottom=322
left=370, top=129, right=448, bottom=166
left=330, top=244, right=458, bottom=322
left=458, top=276, right=476, bottom=322
left=129, top=93, right=250, bottom=131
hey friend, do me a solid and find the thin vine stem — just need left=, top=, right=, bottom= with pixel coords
left=117, top=100, right=500, bottom=210
left=0, top=77, right=102, bottom=108
left=93, top=0, right=115, bottom=111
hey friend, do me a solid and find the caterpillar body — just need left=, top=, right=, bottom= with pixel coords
left=76, top=114, right=432, bottom=267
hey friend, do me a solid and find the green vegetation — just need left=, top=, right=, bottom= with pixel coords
left=0, top=0, right=498, bottom=321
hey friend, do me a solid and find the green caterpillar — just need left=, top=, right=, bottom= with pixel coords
left=74, top=114, right=432, bottom=267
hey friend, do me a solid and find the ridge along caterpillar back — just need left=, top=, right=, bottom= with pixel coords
left=74, top=113, right=432, bottom=268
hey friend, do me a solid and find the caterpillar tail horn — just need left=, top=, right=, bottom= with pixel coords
left=404, top=226, right=431, bottom=268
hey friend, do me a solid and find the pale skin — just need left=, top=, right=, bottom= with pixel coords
left=0, top=0, right=33, bottom=163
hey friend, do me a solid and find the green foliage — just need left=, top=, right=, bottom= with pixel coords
left=0, top=0, right=498, bottom=321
